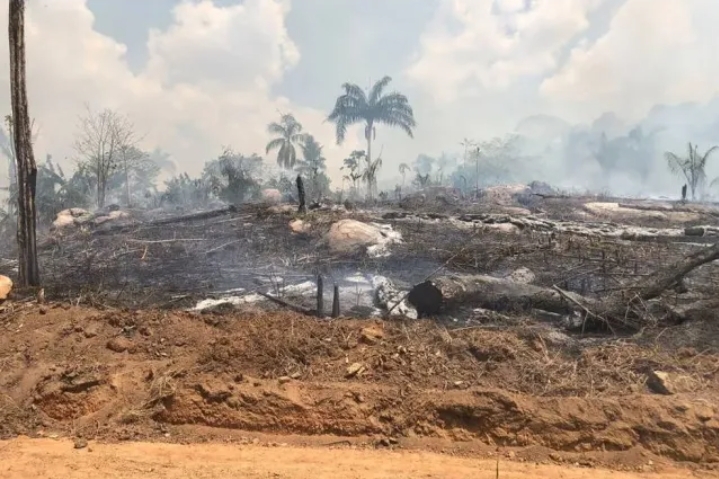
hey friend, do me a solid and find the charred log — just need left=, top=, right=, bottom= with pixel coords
left=407, top=274, right=586, bottom=318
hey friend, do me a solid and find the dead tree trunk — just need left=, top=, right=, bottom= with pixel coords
left=296, top=175, right=306, bottom=214
left=407, top=274, right=587, bottom=317
left=8, top=0, right=39, bottom=286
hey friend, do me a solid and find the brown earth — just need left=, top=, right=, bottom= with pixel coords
left=0, top=302, right=718, bottom=476
left=0, top=437, right=704, bottom=479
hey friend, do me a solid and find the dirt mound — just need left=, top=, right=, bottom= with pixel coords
left=0, top=303, right=718, bottom=470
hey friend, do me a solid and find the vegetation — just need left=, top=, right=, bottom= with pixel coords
left=265, top=113, right=305, bottom=170
left=665, top=142, right=719, bottom=201
left=296, top=135, right=330, bottom=202
left=328, top=76, right=416, bottom=199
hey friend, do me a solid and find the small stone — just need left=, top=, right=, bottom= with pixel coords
left=345, top=362, right=366, bottom=378
left=646, top=370, right=694, bottom=395
left=549, top=453, right=561, bottom=461
left=106, top=337, right=134, bottom=353
left=360, top=326, right=384, bottom=345
left=278, top=376, right=292, bottom=384
left=73, top=438, right=88, bottom=449
left=290, top=372, right=301, bottom=379
left=83, top=325, right=99, bottom=338
left=506, top=451, right=516, bottom=459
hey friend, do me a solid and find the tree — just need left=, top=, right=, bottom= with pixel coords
left=327, top=75, right=415, bottom=185
left=8, top=0, right=39, bottom=286
left=398, top=162, right=410, bottom=186
left=295, top=134, right=330, bottom=201
left=202, top=148, right=263, bottom=204
left=341, top=150, right=365, bottom=196
left=362, top=154, right=382, bottom=201
left=265, top=113, right=305, bottom=169
left=73, top=107, right=137, bottom=208
left=665, top=143, right=719, bottom=201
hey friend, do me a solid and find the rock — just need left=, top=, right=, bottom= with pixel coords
left=327, top=220, right=402, bottom=257
left=646, top=370, right=694, bottom=395
left=73, top=437, right=88, bottom=449
left=345, top=362, right=366, bottom=378
left=52, top=208, right=91, bottom=230
left=360, top=326, right=385, bottom=344
left=506, top=267, right=535, bottom=284
left=0, top=275, right=12, bottom=300
left=83, top=324, right=99, bottom=338
left=289, top=219, right=311, bottom=234
left=261, top=188, right=282, bottom=204
left=106, top=337, right=135, bottom=353
left=278, top=376, right=292, bottom=384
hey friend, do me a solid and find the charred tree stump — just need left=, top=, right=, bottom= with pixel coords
left=316, top=275, right=324, bottom=318
left=296, top=175, right=306, bottom=214
left=8, top=0, right=39, bottom=286
left=407, top=274, right=584, bottom=317
left=331, top=285, right=340, bottom=318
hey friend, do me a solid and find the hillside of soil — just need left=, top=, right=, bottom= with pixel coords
left=1, top=302, right=718, bottom=475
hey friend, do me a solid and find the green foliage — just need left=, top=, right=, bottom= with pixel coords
left=265, top=113, right=305, bottom=169
left=162, top=173, right=214, bottom=207
left=295, top=135, right=330, bottom=201
left=340, top=150, right=365, bottom=198
left=202, top=148, right=263, bottom=204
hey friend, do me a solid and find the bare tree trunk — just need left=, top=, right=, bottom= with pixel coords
left=296, top=175, right=306, bottom=214
left=8, top=0, right=39, bottom=286
left=365, top=122, right=373, bottom=201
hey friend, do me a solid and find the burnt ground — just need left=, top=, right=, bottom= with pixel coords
left=1, top=195, right=719, bottom=474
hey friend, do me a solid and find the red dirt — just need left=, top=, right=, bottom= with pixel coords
left=0, top=302, right=718, bottom=475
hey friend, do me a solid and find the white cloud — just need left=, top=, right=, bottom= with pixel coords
left=406, top=0, right=603, bottom=102
left=540, top=0, right=719, bottom=123
left=0, top=0, right=360, bottom=190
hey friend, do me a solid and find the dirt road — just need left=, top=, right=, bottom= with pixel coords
left=0, top=438, right=702, bottom=479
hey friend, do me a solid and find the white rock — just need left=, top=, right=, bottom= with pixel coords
left=327, top=219, right=402, bottom=257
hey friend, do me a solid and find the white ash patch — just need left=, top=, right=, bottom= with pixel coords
left=371, top=275, right=417, bottom=319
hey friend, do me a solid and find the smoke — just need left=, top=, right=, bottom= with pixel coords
left=378, top=100, right=719, bottom=200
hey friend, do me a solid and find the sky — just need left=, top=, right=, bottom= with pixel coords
left=2, top=0, right=719, bottom=193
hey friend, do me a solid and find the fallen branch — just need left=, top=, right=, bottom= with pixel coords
left=93, top=206, right=237, bottom=236
left=256, top=291, right=314, bottom=316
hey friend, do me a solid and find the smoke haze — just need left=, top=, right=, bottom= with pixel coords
left=1, top=0, right=719, bottom=198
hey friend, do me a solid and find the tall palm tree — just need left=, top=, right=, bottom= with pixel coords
left=398, top=162, right=410, bottom=186
left=265, top=113, right=305, bottom=169
left=666, top=142, right=719, bottom=201
left=327, top=76, right=416, bottom=177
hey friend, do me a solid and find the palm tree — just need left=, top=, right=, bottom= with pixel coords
left=665, top=143, right=719, bottom=201
left=327, top=76, right=416, bottom=178
left=296, top=134, right=327, bottom=200
left=399, top=162, right=410, bottom=186
left=362, top=156, right=383, bottom=201
left=265, top=113, right=305, bottom=169
left=341, top=150, right=365, bottom=195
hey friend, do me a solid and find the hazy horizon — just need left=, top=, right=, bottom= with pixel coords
left=2, top=0, right=719, bottom=199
